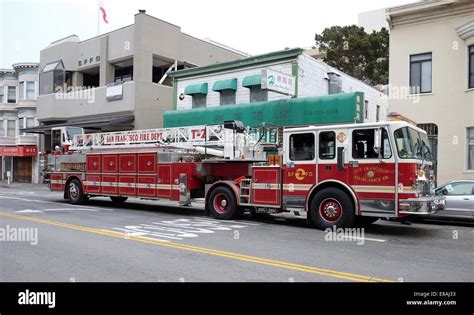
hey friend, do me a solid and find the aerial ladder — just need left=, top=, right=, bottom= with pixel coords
left=62, top=121, right=279, bottom=162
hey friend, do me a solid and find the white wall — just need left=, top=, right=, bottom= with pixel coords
left=176, top=61, right=293, bottom=110
left=297, top=53, right=388, bottom=122
left=175, top=53, right=388, bottom=124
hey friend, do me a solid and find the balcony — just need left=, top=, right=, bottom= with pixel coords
left=17, top=99, right=37, bottom=109
left=37, top=81, right=136, bottom=121
left=0, top=103, right=17, bottom=111
left=0, top=135, right=38, bottom=146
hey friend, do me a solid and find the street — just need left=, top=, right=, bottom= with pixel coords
left=0, top=184, right=472, bottom=282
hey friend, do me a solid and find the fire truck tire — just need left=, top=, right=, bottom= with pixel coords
left=208, top=186, right=243, bottom=220
left=110, top=196, right=128, bottom=203
left=309, top=188, right=355, bottom=229
left=67, top=179, right=87, bottom=205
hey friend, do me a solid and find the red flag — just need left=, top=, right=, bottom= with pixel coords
left=99, top=0, right=108, bottom=24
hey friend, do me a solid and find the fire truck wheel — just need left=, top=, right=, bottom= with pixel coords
left=67, top=179, right=87, bottom=205
left=309, top=188, right=355, bottom=229
left=208, top=186, right=243, bottom=220
left=110, top=196, right=128, bottom=203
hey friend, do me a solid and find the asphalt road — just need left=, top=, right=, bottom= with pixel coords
left=0, top=184, right=472, bottom=282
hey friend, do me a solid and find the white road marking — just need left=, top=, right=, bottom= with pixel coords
left=0, top=195, right=114, bottom=211
left=40, top=208, right=100, bottom=212
left=15, top=210, right=44, bottom=213
left=340, top=236, right=386, bottom=243
left=111, top=218, right=253, bottom=242
left=191, top=217, right=260, bottom=226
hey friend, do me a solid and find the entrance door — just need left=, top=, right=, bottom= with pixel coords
left=13, top=157, right=32, bottom=183
left=347, top=127, right=396, bottom=216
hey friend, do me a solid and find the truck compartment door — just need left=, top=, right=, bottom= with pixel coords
left=157, top=164, right=171, bottom=198
left=251, top=166, right=281, bottom=206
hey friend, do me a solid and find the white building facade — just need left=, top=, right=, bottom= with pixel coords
left=387, top=0, right=474, bottom=184
left=0, top=63, right=40, bottom=183
left=172, top=48, right=387, bottom=123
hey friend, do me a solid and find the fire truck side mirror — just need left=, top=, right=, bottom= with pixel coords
left=373, top=128, right=382, bottom=155
left=337, top=147, right=345, bottom=171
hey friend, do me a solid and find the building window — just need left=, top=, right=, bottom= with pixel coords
left=7, top=120, right=16, bottom=137
left=39, top=60, right=65, bottom=95
left=289, top=133, right=315, bottom=161
left=0, top=120, right=4, bottom=137
left=219, top=90, right=236, bottom=106
left=364, top=100, right=369, bottom=120
left=19, top=82, right=25, bottom=100
left=319, top=131, right=335, bottom=160
left=352, top=128, right=391, bottom=159
left=250, top=85, right=267, bottom=103
left=20, top=117, right=35, bottom=135
left=7, top=86, right=16, bottom=103
left=0, top=86, right=4, bottom=103
left=192, top=94, right=206, bottom=108
left=115, top=66, right=133, bottom=83
left=469, top=45, right=474, bottom=89
left=82, top=72, right=100, bottom=88
left=327, top=72, right=342, bottom=95
left=376, top=105, right=380, bottom=122
left=410, top=52, right=432, bottom=94
left=468, top=128, right=474, bottom=170
left=26, top=81, right=35, bottom=100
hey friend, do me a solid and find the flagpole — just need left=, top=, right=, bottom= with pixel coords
left=97, top=0, right=100, bottom=35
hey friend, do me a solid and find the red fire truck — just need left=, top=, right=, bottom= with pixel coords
left=48, top=120, right=444, bottom=229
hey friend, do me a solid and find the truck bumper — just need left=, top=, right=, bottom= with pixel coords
left=399, top=196, right=445, bottom=215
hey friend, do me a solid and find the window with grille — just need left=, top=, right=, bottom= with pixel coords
left=220, top=90, right=236, bottom=106
left=250, top=85, right=267, bottom=103
left=192, top=94, right=206, bottom=108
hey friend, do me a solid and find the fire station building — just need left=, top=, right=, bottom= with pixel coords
left=27, top=10, right=246, bottom=152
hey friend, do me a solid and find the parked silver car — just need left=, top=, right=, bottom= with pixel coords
left=433, top=180, right=474, bottom=220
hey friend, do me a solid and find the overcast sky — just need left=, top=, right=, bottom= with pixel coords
left=0, top=0, right=414, bottom=68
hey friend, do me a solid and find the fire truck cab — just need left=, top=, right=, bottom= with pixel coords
left=49, top=120, right=444, bottom=230
left=51, top=126, right=84, bottom=153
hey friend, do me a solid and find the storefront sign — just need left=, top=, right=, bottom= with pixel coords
left=0, top=146, right=38, bottom=157
left=261, top=69, right=295, bottom=96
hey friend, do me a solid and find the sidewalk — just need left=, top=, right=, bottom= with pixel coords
left=0, top=181, right=50, bottom=191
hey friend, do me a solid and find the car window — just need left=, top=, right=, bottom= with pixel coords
left=438, top=183, right=474, bottom=195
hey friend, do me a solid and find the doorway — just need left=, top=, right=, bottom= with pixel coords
left=13, top=157, right=32, bottom=183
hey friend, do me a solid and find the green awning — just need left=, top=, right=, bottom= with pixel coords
left=242, top=75, right=261, bottom=87
left=184, top=83, right=208, bottom=95
left=212, top=78, right=237, bottom=91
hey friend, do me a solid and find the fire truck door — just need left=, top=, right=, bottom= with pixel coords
left=282, top=131, right=317, bottom=210
left=347, top=127, right=396, bottom=215
left=316, top=129, right=346, bottom=184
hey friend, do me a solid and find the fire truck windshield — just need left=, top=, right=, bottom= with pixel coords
left=66, top=127, right=83, bottom=142
left=394, top=127, right=433, bottom=161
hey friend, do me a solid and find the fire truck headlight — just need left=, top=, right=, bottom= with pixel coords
left=417, top=170, right=427, bottom=181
